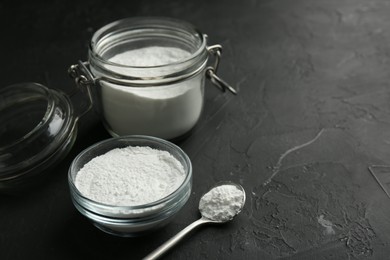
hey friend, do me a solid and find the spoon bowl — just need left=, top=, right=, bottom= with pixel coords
left=143, top=182, right=246, bottom=260
left=199, top=181, right=246, bottom=223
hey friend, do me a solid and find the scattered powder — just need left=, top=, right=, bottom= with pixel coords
left=318, top=214, right=336, bottom=235
left=199, top=184, right=245, bottom=222
left=75, top=146, right=185, bottom=206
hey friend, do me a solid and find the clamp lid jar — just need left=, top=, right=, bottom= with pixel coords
left=0, top=83, right=79, bottom=192
left=69, top=17, right=236, bottom=140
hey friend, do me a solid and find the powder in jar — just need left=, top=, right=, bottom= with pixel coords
left=75, top=146, right=186, bottom=206
left=199, top=184, right=245, bottom=222
left=95, top=46, right=204, bottom=140
left=109, top=46, right=191, bottom=66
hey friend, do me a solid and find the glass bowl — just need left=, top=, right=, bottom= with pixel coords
left=68, top=135, right=192, bottom=237
left=0, top=83, right=77, bottom=193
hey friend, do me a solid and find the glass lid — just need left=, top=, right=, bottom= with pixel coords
left=0, top=82, right=78, bottom=191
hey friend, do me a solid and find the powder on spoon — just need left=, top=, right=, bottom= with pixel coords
left=75, top=146, right=186, bottom=206
left=199, top=184, right=245, bottom=222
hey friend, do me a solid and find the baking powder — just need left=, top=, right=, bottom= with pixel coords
left=109, top=46, right=190, bottom=66
left=75, top=146, right=185, bottom=206
left=199, top=184, right=245, bottom=222
left=96, top=46, right=204, bottom=140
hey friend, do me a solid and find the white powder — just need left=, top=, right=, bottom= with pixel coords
left=109, top=46, right=191, bottom=66
left=75, top=146, right=186, bottom=206
left=199, top=184, right=245, bottom=222
left=93, top=46, right=204, bottom=139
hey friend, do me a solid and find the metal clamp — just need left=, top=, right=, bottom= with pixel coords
left=68, top=61, right=96, bottom=88
left=206, top=45, right=237, bottom=95
left=68, top=61, right=95, bottom=118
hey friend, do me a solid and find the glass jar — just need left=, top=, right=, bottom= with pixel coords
left=69, top=17, right=236, bottom=140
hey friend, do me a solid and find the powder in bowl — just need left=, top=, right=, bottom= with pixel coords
left=75, top=146, right=186, bottom=206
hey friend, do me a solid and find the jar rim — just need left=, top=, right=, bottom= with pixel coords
left=90, top=17, right=208, bottom=70
left=88, top=17, right=209, bottom=86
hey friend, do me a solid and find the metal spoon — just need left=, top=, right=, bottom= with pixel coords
left=143, top=182, right=246, bottom=260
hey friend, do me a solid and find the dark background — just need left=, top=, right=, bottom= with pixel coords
left=2, top=0, right=390, bottom=259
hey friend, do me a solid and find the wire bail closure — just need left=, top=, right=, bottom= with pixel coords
left=68, top=61, right=94, bottom=118
left=206, top=45, right=237, bottom=95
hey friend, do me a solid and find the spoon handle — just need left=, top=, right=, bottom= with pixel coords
left=143, top=217, right=211, bottom=260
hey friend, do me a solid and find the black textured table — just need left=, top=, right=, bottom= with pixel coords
left=1, top=0, right=390, bottom=259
